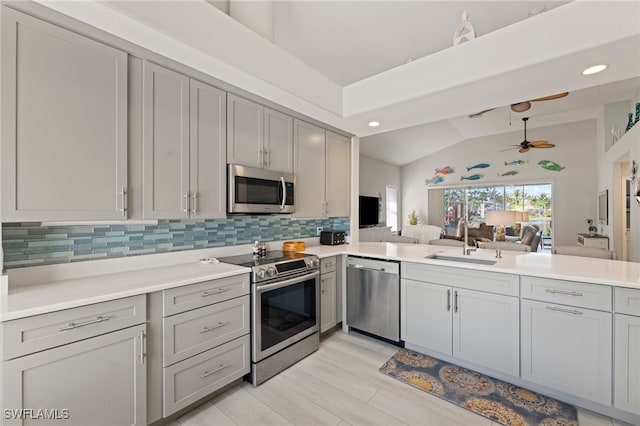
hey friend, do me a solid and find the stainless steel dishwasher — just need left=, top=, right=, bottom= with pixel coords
left=346, top=256, right=401, bottom=343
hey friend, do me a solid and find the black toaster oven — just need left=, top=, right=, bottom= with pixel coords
left=320, top=231, right=345, bottom=245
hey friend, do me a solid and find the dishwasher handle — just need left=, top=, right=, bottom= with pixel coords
left=347, top=264, right=390, bottom=273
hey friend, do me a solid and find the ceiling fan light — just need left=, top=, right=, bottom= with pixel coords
left=582, top=64, right=607, bottom=75
left=511, top=101, right=531, bottom=113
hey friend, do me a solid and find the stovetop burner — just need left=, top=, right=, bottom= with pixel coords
left=219, top=250, right=319, bottom=284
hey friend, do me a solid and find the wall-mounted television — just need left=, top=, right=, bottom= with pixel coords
left=598, top=190, right=608, bottom=225
left=359, top=196, right=379, bottom=228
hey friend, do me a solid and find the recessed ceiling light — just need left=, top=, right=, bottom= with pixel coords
left=582, top=64, right=607, bottom=75
left=368, top=121, right=380, bottom=128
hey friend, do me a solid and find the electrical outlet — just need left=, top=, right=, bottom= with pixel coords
left=316, top=226, right=323, bottom=236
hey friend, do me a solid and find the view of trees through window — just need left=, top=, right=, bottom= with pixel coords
left=443, top=183, right=552, bottom=237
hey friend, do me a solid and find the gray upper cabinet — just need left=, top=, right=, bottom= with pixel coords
left=1, top=8, right=128, bottom=221
left=293, top=119, right=326, bottom=218
left=142, top=62, right=226, bottom=219
left=325, top=131, right=351, bottom=217
left=227, top=94, right=293, bottom=173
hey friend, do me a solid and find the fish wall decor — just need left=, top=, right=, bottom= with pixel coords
left=435, top=166, right=455, bottom=175
left=460, top=174, right=483, bottom=181
left=504, top=160, right=525, bottom=166
left=538, top=160, right=565, bottom=172
left=425, top=175, right=445, bottom=185
left=466, top=163, right=490, bottom=171
left=499, top=171, right=518, bottom=177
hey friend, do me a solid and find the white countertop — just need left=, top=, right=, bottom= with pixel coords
left=0, top=261, right=250, bottom=321
left=2, top=242, right=639, bottom=322
left=304, top=242, right=640, bottom=290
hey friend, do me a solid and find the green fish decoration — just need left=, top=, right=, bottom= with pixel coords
left=499, top=171, right=518, bottom=177
left=466, top=163, right=490, bottom=171
left=504, top=160, right=525, bottom=166
left=460, top=174, right=483, bottom=181
left=538, top=160, right=565, bottom=172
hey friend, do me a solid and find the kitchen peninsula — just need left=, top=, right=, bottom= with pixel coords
left=1, top=242, right=639, bottom=425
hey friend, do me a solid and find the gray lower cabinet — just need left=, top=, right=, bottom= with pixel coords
left=521, top=277, right=612, bottom=405
left=614, top=288, right=640, bottom=415
left=320, top=257, right=337, bottom=333
left=2, top=295, right=147, bottom=425
left=142, top=61, right=226, bottom=219
left=401, top=263, right=520, bottom=376
left=161, top=274, right=250, bottom=417
left=1, top=7, right=128, bottom=221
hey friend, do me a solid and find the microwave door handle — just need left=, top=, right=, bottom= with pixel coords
left=280, top=177, right=286, bottom=210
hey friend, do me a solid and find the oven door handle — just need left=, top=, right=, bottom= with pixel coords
left=256, top=271, right=319, bottom=293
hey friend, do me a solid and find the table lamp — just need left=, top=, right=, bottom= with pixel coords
left=486, top=210, right=517, bottom=241
left=514, top=211, right=530, bottom=236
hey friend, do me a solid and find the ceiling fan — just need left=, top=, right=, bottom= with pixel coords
left=502, top=117, right=555, bottom=153
left=469, top=92, right=569, bottom=118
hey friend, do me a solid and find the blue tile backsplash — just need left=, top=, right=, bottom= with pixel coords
left=2, top=216, right=349, bottom=269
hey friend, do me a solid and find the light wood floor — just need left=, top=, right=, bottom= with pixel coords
left=172, top=330, right=632, bottom=426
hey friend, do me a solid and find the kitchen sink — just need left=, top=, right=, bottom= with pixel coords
left=425, top=254, right=497, bottom=265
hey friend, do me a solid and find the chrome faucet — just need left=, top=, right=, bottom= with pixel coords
left=461, top=219, right=477, bottom=256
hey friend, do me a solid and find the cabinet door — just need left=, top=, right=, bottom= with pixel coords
left=1, top=8, right=127, bottom=221
left=189, top=80, right=227, bottom=219
left=615, top=314, right=640, bottom=415
left=142, top=62, right=189, bottom=219
left=263, top=107, right=293, bottom=173
left=3, top=325, right=146, bottom=426
left=325, top=131, right=351, bottom=217
left=227, top=94, right=263, bottom=168
left=320, top=272, right=337, bottom=333
left=453, top=289, right=519, bottom=376
left=401, top=279, right=452, bottom=355
left=521, top=299, right=612, bottom=405
left=293, top=119, right=325, bottom=218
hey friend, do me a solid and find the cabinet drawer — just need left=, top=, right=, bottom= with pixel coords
left=3, top=295, right=145, bottom=360
left=163, top=334, right=250, bottom=416
left=521, top=276, right=611, bottom=311
left=615, top=287, right=640, bottom=316
left=321, top=256, right=337, bottom=273
left=163, top=295, right=249, bottom=366
left=163, top=274, right=249, bottom=316
left=402, top=262, right=519, bottom=296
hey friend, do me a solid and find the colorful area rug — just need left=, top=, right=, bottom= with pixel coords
left=380, top=349, right=578, bottom=426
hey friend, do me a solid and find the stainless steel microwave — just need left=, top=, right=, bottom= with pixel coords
left=228, top=164, right=295, bottom=214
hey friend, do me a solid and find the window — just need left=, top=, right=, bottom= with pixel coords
left=386, top=186, right=398, bottom=232
left=442, top=183, right=552, bottom=237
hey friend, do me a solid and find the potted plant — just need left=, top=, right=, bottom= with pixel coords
left=408, top=209, right=418, bottom=225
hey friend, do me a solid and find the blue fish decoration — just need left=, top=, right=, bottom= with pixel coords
left=538, top=160, right=565, bottom=172
left=499, top=171, right=518, bottom=177
left=460, top=174, right=483, bottom=181
left=425, top=175, right=445, bottom=185
left=466, top=163, right=490, bottom=171
left=504, top=160, right=525, bottom=166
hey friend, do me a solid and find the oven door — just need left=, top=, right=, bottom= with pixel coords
left=252, top=271, right=319, bottom=362
left=228, top=164, right=295, bottom=214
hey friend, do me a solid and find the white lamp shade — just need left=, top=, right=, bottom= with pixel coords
left=486, top=210, right=517, bottom=226
left=514, top=211, right=529, bottom=222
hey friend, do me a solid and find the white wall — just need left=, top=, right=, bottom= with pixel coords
left=402, top=120, right=598, bottom=247
left=597, top=91, right=640, bottom=261
left=359, top=154, right=401, bottom=229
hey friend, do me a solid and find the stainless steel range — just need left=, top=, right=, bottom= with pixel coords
left=219, top=251, right=320, bottom=386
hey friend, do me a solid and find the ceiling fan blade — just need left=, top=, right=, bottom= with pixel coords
left=499, top=147, right=519, bottom=152
left=532, top=143, right=556, bottom=149
left=518, top=147, right=530, bottom=153
left=468, top=108, right=496, bottom=118
left=530, top=92, right=569, bottom=102
left=530, top=140, right=550, bottom=146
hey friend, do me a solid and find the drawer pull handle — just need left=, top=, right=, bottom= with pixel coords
left=545, top=306, right=584, bottom=315
left=201, top=364, right=226, bottom=379
left=59, top=315, right=109, bottom=332
left=545, top=288, right=583, bottom=297
left=201, top=322, right=228, bottom=333
left=201, top=288, right=228, bottom=297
